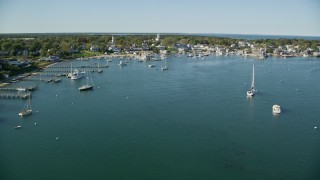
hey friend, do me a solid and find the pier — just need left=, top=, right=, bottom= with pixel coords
left=21, top=78, right=59, bottom=83
left=45, top=65, right=109, bottom=69
left=32, top=73, right=65, bottom=77
left=0, top=93, right=31, bottom=99
left=43, top=69, right=102, bottom=73
left=0, top=86, right=37, bottom=92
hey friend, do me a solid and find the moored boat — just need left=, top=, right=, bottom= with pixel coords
left=272, top=104, right=281, bottom=114
left=79, top=68, right=94, bottom=91
left=79, top=84, right=94, bottom=91
left=247, top=64, right=255, bottom=97
left=19, top=96, right=32, bottom=116
left=71, top=69, right=85, bottom=80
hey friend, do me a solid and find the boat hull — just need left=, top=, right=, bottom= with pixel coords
left=71, top=74, right=84, bottom=80
left=19, top=109, right=32, bottom=116
left=79, top=85, right=94, bottom=91
left=272, top=105, right=281, bottom=114
left=247, top=90, right=254, bottom=96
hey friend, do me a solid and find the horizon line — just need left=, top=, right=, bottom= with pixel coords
left=0, top=32, right=320, bottom=37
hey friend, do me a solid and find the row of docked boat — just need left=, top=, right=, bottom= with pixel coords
left=17, top=58, right=169, bottom=118
left=246, top=64, right=281, bottom=114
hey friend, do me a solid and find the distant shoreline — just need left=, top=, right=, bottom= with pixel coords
left=1, top=33, right=319, bottom=40
left=0, top=53, right=317, bottom=88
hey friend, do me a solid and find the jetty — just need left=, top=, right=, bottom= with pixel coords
left=43, top=69, right=102, bottom=73
left=0, top=93, right=31, bottom=99
left=21, top=78, right=56, bottom=82
left=45, top=65, right=109, bottom=69
left=0, top=86, right=37, bottom=92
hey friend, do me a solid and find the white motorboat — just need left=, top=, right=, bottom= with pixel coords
left=272, top=104, right=281, bottom=114
left=161, top=59, right=168, bottom=71
left=71, top=69, right=85, bottom=80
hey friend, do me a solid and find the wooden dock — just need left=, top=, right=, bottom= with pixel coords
left=0, top=86, right=37, bottom=92
left=45, top=65, right=109, bottom=69
left=0, top=93, right=31, bottom=99
left=21, top=78, right=55, bottom=82
left=43, top=69, right=102, bottom=73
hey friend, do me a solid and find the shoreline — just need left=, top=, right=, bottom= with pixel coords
left=0, top=53, right=317, bottom=88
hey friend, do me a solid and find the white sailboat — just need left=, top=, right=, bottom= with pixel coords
left=97, top=60, right=103, bottom=73
left=247, top=64, right=255, bottom=96
left=161, top=59, right=168, bottom=71
left=67, top=62, right=73, bottom=78
left=79, top=71, right=94, bottom=91
left=118, top=60, right=126, bottom=66
left=19, top=96, right=32, bottom=116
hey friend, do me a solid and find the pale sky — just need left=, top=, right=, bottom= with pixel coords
left=0, top=0, right=319, bottom=36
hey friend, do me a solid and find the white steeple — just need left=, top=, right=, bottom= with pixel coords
left=156, top=34, right=160, bottom=42
left=112, top=36, right=115, bottom=44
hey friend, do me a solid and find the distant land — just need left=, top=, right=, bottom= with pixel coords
left=1, top=32, right=319, bottom=82
left=1, top=33, right=320, bottom=40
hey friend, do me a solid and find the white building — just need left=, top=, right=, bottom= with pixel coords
left=155, top=34, right=160, bottom=42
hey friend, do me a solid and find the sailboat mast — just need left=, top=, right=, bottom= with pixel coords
left=28, top=95, right=31, bottom=110
left=252, top=64, right=255, bottom=89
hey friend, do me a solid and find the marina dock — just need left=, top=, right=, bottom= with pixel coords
left=0, top=86, right=37, bottom=92
left=45, top=65, right=109, bottom=69
left=0, top=93, right=31, bottom=99
left=21, top=78, right=62, bottom=83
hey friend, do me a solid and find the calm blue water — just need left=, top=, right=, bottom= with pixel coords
left=1, top=55, right=320, bottom=179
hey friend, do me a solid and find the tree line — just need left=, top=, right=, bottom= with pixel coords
left=0, top=33, right=319, bottom=59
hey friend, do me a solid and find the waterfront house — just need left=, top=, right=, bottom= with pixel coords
left=142, top=41, right=150, bottom=51
left=193, top=44, right=210, bottom=52
left=313, top=52, right=320, bottom=57
left=22, top=49, right=28, bottom=56
left=69, top=48, right=79, bottom=53
left=130, top=44, right=143, bottom=52
left=251, top=48, right=267, bottom=58
left=108, top=45, right=121, bottom=53
left=215, top=46, right=226, bottom=55
left=8, top=59, right=23, bottom=66
left=0, top=51, right=10, bottom=56
left=156, top=44, right=166, bottom=50
left=39, top=56, right=60, bottom=62
left=175, top=44, right=191, bottom=52
left=238, top=41, right=250, bottom=47
left=90, top=45, right=100, bottom=52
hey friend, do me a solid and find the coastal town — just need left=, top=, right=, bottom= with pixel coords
left=1, top=0, right=320, bottom=179
left=0, top=34, right=320, bottom=82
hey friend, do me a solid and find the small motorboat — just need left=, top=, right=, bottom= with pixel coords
left=272, top=104, right=281, bottom=114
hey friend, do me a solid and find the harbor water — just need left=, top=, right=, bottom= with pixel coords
left=1, top=55, right=320, bottom=179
